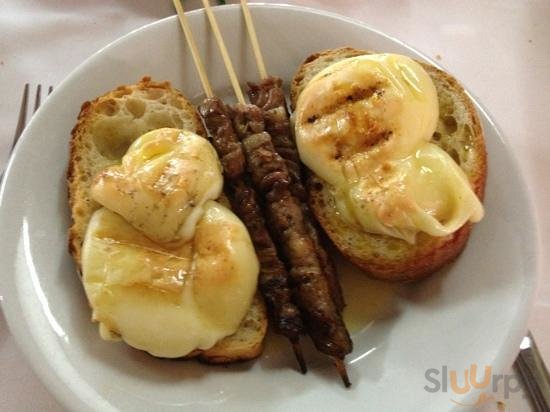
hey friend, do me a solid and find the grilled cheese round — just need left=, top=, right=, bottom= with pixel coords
left=295, top=54, right=483, bottom=244
left=82, top=201, right=259, bottom=358
left=91, top=128, right=224, bottom=246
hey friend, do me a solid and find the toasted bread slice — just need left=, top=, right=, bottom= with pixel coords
left=291, top=48, right=487, bottom=282
left=67, top=77, right=267, bottom=362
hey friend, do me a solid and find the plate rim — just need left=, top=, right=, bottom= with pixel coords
left=0, top=3, right=541, bottom=411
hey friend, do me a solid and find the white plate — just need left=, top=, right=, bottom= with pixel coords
left=0, top=4, right=539, bottom=412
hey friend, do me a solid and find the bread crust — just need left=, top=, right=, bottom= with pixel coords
left=292, top=48, right=487, bottom=282
left=67, top=77, right=266, bottom=362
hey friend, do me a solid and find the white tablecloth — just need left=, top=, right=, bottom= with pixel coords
left=1, top=1, right=548, bottom=410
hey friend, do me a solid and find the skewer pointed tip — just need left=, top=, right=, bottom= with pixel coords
left=332, top=357, right=351, bottom=388
left=291, top=339, right=307, bottom=374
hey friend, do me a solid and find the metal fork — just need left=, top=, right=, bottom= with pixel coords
left=1, top=84, right=53, bottom=182
left=11, top=84, right=54, bottom=153
left=514, top=332, right=550, bottom=411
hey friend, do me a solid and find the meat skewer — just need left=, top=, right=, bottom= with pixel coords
left=231, top=104, right=353, bottom=386
left=247, top=77, right=345, bottom=312
left=238, top=0, right=352, bottom=384
left=202, top=0, right=353, bottom=386
left=173, top=0, right=307, bottom=373
left=239, top=0, right=344, bottom=312
left=199, top=97, right=307, bottom=373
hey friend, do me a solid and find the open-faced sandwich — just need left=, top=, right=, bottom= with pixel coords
left=68, top=77, right=267, bottom=363
left=291, top=47, right=486, bottom=281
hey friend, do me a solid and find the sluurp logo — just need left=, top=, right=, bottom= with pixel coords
left=424, top=364, right=521, bottom=407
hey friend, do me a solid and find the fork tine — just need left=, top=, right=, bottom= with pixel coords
left=34, top=84, right=42, bottom=114
left=8, top=84, right=52, bottom=157
left=12, top=84, right=30, bottom=151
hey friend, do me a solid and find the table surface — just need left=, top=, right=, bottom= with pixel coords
left=0, top=1, right=548, bottom=411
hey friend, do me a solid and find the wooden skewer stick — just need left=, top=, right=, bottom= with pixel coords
left=292, top=339, right=307, bottom=374
left=332, top=357, right=352, bottom=388
left=201, top=0, right=246, bottom=104
left=172, top=0, right=213, bottom=98
left=240, top=0, right=268, bottom=80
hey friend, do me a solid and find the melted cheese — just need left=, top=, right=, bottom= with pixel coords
left=91, top=128, right=223, bottom=246
left=295, top=54, right=484, bottom=243
left=82, top=201, right=259, bottom=358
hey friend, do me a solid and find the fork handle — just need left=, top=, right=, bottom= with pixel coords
left=514, top=332, right=550, bottom=412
